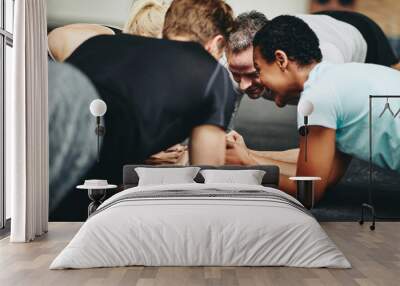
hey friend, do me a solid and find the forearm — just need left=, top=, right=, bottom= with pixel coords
left=248, top=152, right=297, bottom=177
left=249, top=148, right=299, bottom=164
left=272, top=128, right=348, bottom=204
left=278, top=174, right=297, bottom=198
left=190, top=125, right=225, bottom=165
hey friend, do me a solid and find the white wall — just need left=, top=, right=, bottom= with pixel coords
left=47, top=0, right=309, bottom=28
left=47, top=0, right=133, bottom=28
left=226, top=0, right=308, bottom=18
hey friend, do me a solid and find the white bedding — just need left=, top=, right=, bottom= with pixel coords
left=50, top=183, right=350, bottom=269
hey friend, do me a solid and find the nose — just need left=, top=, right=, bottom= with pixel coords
left=239, top=78, right=252, bottom=91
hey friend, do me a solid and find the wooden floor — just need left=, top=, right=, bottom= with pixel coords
left=0, top=222, right=399, bottom=286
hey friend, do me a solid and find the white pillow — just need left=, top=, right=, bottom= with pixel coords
left=200, top=169, right=266, bottom=185
left=135, top=167, right=200, bottom=186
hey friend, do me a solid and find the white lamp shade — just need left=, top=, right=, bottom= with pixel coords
left=90, top=99, right=107, bottom=117
left=298, top=99, right=314, bottom=116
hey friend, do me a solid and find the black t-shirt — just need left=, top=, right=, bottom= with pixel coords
left=66, top=34, right=236, bottom=181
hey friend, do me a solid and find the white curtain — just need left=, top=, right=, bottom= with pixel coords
left=8, top=0, right=49, bottom=242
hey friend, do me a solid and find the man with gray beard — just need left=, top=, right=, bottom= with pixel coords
left=225, top=10, right=400, bottom=176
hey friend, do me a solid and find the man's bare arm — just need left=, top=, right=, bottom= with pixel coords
left=224, top=139, right=296, bottom=176
left=249, top=149, right=299, bottom=164
left=225, top=128, right=351, bottom=201
left=190, top=125, right=226, bottom=165
left=327, top=149, right=352, bottom=187
left=251, top=148, right=350, bottom=183
left=279, top=126, right=351, bottom=202
left=226, top=130, right=299, bottom=165
left=248, top=152, right=297, bottom=176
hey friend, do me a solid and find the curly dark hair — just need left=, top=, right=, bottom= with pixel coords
left=253, top=15, right=322, bottom=66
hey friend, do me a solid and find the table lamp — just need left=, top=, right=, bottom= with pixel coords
left=89, top=99, right=107, bottom=162
left=298, top=100, right=314, bottom=162
left=291, top=100, right=320, bottom=209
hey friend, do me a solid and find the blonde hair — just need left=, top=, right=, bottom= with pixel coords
left=123, top=0, right=168, bottom=38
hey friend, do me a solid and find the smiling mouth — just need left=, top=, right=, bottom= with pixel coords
left=247, top=87, right=261, bottom=93
left=247, top=84, right=267, bottom=95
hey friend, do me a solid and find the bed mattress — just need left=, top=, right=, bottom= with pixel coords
left=50, top=183, right=350, bottom=269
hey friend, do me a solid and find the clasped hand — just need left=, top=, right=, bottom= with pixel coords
left=225, top=130, right=254, bottom=165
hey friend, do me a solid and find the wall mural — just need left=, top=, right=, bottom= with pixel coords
left=48, top=0, right=400, bottom=222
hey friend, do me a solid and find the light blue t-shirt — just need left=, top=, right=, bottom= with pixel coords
left=298, top=62, right=400, bottom=172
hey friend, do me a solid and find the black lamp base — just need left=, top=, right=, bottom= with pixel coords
left=359, top=203, right=376, bottom=231
left=94, top=116, right=105, bottom=163
left=95, top=125, right=106, bottom=136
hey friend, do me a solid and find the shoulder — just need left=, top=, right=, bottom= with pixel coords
left=294, top=14, right=335, bottom=31
left=302, top=63, right=339, bottom=102
left=319, top=42, right=345, bottom=63
left=48, top=23, right=116, bottom=62
left=295, top=14, right=327, bottom=24
left=170, top=40, right=217, bottom=66
left=161, top=40, right=221, bottom=78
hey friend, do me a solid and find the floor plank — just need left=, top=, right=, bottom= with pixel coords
left=0, top=222, right=399, bottom=286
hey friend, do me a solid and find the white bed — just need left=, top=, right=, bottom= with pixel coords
left=50, top=182, right=350, bottom=269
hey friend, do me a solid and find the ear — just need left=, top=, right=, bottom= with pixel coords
left=204, top=35, right=225, bottom=60
left=274, top=50, right=289, bottom=71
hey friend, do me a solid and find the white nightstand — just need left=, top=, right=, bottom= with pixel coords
left=289, top=176, right=321, bottom=209
left=77, top=180, right=117, bottom=217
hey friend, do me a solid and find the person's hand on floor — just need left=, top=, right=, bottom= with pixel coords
left=226, top=130, right=247, bottom=148
left=145, top=144, right=188, bottom=165
left=176, top=150, right=189, bottom=166
left=166, top=144, right=187, bottom=153
left=225, top=140, right=255, bottom=165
